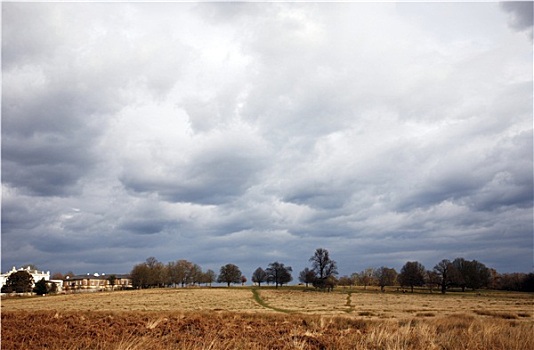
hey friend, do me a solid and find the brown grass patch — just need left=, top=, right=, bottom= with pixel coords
left=2, top=310, right=533, bottom=350
left=358, top=311, right=375, bottom=317
left=257, top=289, right=348, bottom=314
left=473, top=309, right=519, bottom=319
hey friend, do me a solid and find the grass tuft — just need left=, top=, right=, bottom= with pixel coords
left=473, top=310, right=519, bottom=319
left=358, top=311, right=375, bottom=317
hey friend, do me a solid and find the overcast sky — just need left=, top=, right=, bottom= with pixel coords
left=2, top=2, right=533, bottom=279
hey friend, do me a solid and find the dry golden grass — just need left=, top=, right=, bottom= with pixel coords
left=2, top=287, right=533, bottom=349
left=339, top=288, right=533, bottom=320
left=258, top=289, right=348, bottom=314
left=1, top=288, right=266, bottom=313
left=255, top=287, right=533, bottom=320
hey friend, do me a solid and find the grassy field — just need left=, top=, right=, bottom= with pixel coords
left=2, top=287, right=533, bottom=349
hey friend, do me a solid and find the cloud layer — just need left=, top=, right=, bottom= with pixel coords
left=2, top=2, right=532, bottom=277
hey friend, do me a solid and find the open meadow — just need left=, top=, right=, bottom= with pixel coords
left=2, top=287, right=533, bottom=349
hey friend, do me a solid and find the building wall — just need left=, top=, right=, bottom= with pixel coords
left=63, top=274, right=132, bottom=292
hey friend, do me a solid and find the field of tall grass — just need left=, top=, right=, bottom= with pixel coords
left=2, top=287, right=533, bottom=349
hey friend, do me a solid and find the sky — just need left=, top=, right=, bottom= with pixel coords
left=2, top=2, right=533, bottom=280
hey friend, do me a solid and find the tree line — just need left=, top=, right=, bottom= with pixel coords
left=338, top=258, right=534, bottom=293
left=130, top=249, right=533, bottom=293
left=130, top=248, right=339, bottom=290
left=4, top=250, right=530, bottom=295
left=130, top=257, right=217, bottom=289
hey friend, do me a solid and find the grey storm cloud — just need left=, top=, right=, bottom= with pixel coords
left=2, top=2, right=532, bottom=277
left=500, top=1, right=534, bottom=30
left=500, top=1, right=534, bottom=39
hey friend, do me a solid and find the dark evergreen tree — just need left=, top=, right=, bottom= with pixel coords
left=2, top=271, right=34, bottom=293
left=33, top=278, right=49, bottom=295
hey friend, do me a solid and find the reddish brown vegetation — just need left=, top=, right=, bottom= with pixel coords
left=2, top=310, right=533, bottom=350
left=2, top=311, right=359, bottom=349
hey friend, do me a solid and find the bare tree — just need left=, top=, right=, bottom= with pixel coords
left=146, top=257, right=165, bottom=287
left=451, top=258, right=468, bottom=291
left=309, top=248, right=338, bottom=290
left=168, top=260, right=194, bottom=287
left=131, top=263, right=151, bottom=289
left=266, top=262, right=292, bottom=288
left=358, top=268, right=376, bottom=290
left=202, top=269, right=216, bottom=287
left=217, top=264, right=242, bottom=287
left=299, top=268, right=316, bottom=287
left=425, top=270, right=441, bottom=293
left=51, top=272, right=64, bottom=280
left=398, top=261, right=426, bottom=293
left=252, top=267, right=268, bottom=287
left=462, top=260, right=491, bottom=291
left=374, top=267, right=397, bottom=292
left=131, top=257, right=165, bottom=288
left=433, top=259, right=455, bottom=294
left=337, top=275, right=356, bottom=289
left=190, top=263, right=203, bottom=286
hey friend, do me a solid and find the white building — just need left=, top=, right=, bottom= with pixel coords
left=1, top=266, right=51, bottom=290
